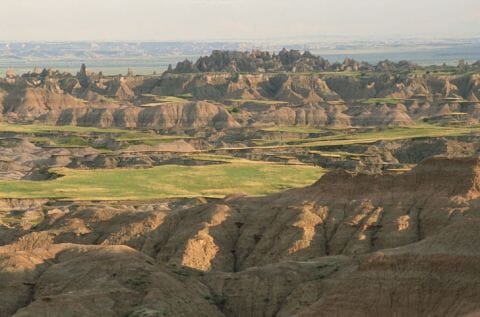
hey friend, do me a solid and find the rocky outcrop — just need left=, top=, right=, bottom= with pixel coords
left=0, top=244, right=224, bottom=317
left=172, top=49, right=331, bottom=73
left=138, top=157, right=480, bottom=272
left=2, top=157, right=480, bottom=316
left=3, top=56, right=480, bottom=129
left=151, top=72, right=342, bottom=105
left=2, top=84, right=83, bottom=121
left=352, top=103, right=414, bottom=127
left=43, top=101, right=240, bottom=130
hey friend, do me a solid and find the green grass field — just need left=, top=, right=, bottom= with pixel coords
left=308, top=150, right=374, bottom=158
left=360, top=98, right=411, bottom=105
left=228, top=99, right=288, bottom=105
left=0, top=123, right=189, bottom=148
left=0, top=122, right=175, bottom=139
left=0, top=122, right=129, bottom=134
left=261, top=126, right=326, bottom=134
left=296, top=124, right=480, bottom=147
left=140, top=95, right=191, bottom=107
left=317, top=71, right=363, bottom=78
left=237, top=124, right=480, bottom=149
left=0, top=160, right=324, bottom=200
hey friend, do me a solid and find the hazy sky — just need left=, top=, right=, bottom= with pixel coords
left=1, top=0, right=479, bottom=41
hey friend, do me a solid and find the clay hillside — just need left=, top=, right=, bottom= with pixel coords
left=2, top=157, right=480, bottom=316
left=1, top=50, right=480, bottom=317
left=1, top=50, right=480, bottom=129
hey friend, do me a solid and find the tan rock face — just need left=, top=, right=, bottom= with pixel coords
left=143, top=203, right=242, bottom=272
left=144, top=157, right=479, bottom=272
left=2, top=157, right=480, bottom=316
left=179, top=207, right=232, bottom=271
left=49, top=101, right=240, bottom=130
left=4, top=59, right=480, bottom=130
left=3, top=86, right=84, bottom=120
left=4, top=245, right=224, bottom=317
left=0, top=251, right=47, bottom=317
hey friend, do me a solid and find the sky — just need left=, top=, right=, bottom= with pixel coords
left=0, top=0, right=479, bottom=41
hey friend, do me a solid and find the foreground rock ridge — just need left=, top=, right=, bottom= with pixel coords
left=1, top=156, right=480, bottom=316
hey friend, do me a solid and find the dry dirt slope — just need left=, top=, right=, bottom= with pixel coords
left=1, top=157, right=480, bottom=316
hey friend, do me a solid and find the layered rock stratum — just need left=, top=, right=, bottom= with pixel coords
left=1, top=157, right=480, bottom=316
left=1, top=50, right=480, bottom=130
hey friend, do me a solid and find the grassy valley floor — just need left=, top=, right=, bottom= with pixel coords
left=0, top=160, right=324, bottom=200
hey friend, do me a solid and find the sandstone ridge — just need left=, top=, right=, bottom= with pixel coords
left=2, top=157, right=480, bottom=316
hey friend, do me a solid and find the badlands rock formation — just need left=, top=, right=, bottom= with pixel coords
left=2, top=50, right=480, bottom=316
left=1, top=157, right=480, bottom=316
left=1, top=50, right=480, bottom=130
